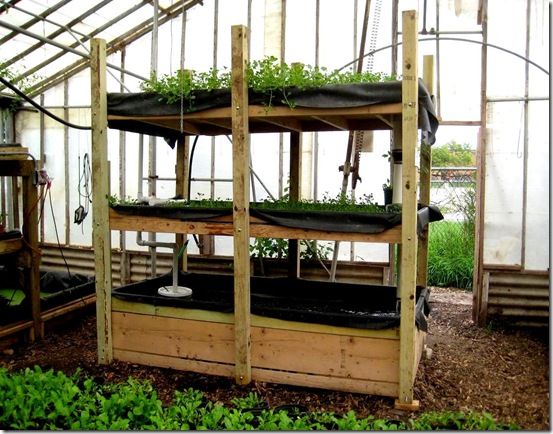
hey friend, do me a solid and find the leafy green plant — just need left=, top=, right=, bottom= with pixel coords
left=0, top=62, right=43, bottom=114
left=0, top=366, right=521, bottom=430
left=230, top=392, right=265, bottom=410
left=140, top=55, right=395, bottom=112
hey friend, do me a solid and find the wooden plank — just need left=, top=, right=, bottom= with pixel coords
left=252, top=368, right=398, bottom=397
left=91, top=38, right=113, bottom=364
left=114, top=349, right=235, bottom=378
left=397, top=9, right=419, bottom=409
left=112, top=312, right=235, bottom=363
left=0, top=147, right=29, bottom=159
left=108, top=208, right=403, bottom=243
left=113, top=297, right=399, bottom=339
left=0, top=237, right=22, bottom=254
left=251, top=327, right=399, bottom=383
left=111, top=311, right=401, bottom=395
left=231, top=24, right=251, bottom=385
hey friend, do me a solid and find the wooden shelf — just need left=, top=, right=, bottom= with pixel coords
left=0, top=156, right=41, bottom=343
left=108, top=102, right=402, bottom=136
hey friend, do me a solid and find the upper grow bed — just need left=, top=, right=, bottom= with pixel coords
left=106, top=79, right=438, bottom=146
left=111, top=202, right=443, bottom=234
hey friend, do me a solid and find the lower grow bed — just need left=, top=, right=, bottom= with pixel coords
left=110, top=272, right=431, bottom=397
left=0, top=269, right=95, bottom=326
left=112, top=271, right=430, bottom=331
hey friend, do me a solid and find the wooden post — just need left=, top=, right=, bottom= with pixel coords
left=288, top=131, right=302, bottom=278
left=231, top=24, right=251, bottom=385
left=395, top=9, right=419, bottom=411
left=22, top=164, right=41, bottom=339
left=417, top=55, right=434, bottom=287
left=90, top=38, right=113, bottom=364
left=175, top=135, right=189, bottom=271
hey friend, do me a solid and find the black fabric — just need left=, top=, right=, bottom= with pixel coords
left=107, top=79, right=438, bottom=147
left=112, top=204, right=233, bottom=220
left=251, top=208, right=402, bottom=234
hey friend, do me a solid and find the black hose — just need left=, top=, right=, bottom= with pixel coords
left=0, top=76, right=91, bottom=130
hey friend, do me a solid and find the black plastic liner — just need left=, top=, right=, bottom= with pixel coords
left=111, top=203, right=443, bottom=234
left=0, top=229, right=23, bottom=242
left=0, top=269, right=95, bottom=326
left=112, top=272, right=431, bottom=331
left=107, top=79, right=439, bottom=147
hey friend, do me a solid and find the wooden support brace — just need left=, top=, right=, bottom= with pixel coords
left=231, top=24, right=251, bottom=385
left=91, top=38, right=113, bottom=364
left=397, top=9, right=419, bottom=409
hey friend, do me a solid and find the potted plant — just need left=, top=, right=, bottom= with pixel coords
left=382, top=179, right=393, bottom=205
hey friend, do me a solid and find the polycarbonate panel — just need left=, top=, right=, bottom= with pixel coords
left=524, top=100, right=549, bottom=270
left=483, top=102, right=524, bottom=267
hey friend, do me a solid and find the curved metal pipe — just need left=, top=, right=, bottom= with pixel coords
left=338, top=37, right=549, bottom=75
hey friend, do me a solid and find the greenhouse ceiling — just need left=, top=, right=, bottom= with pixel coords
left=0, top=0, right=203, bottom=97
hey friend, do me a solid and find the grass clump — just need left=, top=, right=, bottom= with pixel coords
left=427, top=220, right=474, bottom=289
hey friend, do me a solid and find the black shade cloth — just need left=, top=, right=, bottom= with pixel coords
left=112, top=271, right=431, bottom=331
left=107, top=79, right=438, bottom=147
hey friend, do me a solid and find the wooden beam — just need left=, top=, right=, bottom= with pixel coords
left=396, top=9, right=419, bottom=411
left=175, top=135, right=189, bottom=271
left=108, top=209, right=403, bottom=243
left=90, top=38, right=113, bottom=364
left=22, top=169, right=41, bottom=339
left=231, top=24, right=251, bottom=385
left=288, top=131, right=302, bottom=278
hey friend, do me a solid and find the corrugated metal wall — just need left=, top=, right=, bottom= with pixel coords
left=39, top=244, right=388, bottom=288
left=483, top=269, right=549, bottom=327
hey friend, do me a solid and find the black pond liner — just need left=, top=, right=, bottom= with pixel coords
left=107, top=79, right=439, bottom=148
left=0, top=269, right=95, bottom=326
left=112, top=272, right=431, bottom=331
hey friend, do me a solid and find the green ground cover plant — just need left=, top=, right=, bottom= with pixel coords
left=140, top=55, right=395, bottom=110
left=0, top=366, right=521, bottom=430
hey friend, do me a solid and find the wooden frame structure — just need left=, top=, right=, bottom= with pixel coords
left=0, top=157, right=41, bottom=344
left=91, top=10, right=432, bottom=409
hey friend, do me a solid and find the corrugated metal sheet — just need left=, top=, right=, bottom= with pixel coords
left=485, top=270, right=550, bottom=327
left=39, top=245, right=387, bottom=287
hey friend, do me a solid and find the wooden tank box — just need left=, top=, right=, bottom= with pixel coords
left=111, top=272, right=430, bottom=396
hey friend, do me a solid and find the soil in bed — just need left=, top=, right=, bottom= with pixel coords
left=0, top=286, right=549, bottom=430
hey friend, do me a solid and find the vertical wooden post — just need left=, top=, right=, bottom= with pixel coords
left=473, top=3, right=488, bottom=326
left=175, top=135, right=189, bottom=271
left=288, top=131, right=302, bottom=278
left=22, top=168, right=41, bottom=339
left=90, top=38, right=113, bottom=364
left=231, top=24, right=251, bottom=385
left=395, top=9, right=419, bottom=411
left=417, top=55, right=434, bottom=287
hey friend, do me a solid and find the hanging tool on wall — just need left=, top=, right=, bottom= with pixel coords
left=74, top=153, right=92, bottom=225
